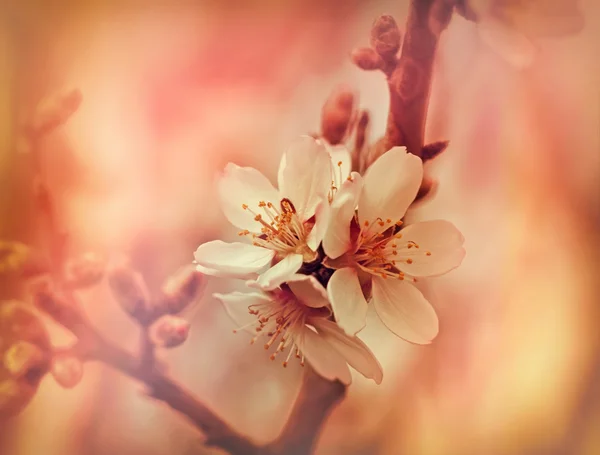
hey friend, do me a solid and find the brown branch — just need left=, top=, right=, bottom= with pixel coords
left=383, top=0, right=454, bottom=156
left=33, top=283, right=345, bottom=455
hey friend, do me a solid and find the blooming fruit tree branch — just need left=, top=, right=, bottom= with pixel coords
left=0, top=1, right=498, bottom=454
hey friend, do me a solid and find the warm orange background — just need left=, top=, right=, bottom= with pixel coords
left=1, top=1, right=599, bottom=454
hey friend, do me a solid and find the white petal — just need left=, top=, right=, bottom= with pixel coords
left=478, top=19, right=536, bottom=69
left=298, top=325, right=352, bottom=385
left=217, top=163, right=280, bottom=232
left=287, top=275, right=329, bottom=308
left=195, top=263, right=257, bottom=279
left=327, top=268, right=368, bottom=336
left=323, top=173, right=363, bottom=259
left=248, top=253, right=303, bottom=290
left=213, top=291, right=271, bottom=330
left=391, top=220, right=466, bottom=277
left=314, top=318, right=383, bottom=384
left=371, top=276, right=438, bottom=344
left=306, top=198, right=330, bottom=251
left=194, top=241, right=274, bottom=278
left=327, top=143, right=352, bottom=186
left=278, top=136, right=333, bottom=221
left=358, top=147, right=423, bottom=235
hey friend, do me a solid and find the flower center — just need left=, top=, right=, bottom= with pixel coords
left=232, top=291, right=312, bottom=368
left=352, top=218, right=430, bottom=282
left=238, top=199, right=315, bottom=261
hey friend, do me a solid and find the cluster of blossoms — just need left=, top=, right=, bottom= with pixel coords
left=194, top=137, right=465, bottom=384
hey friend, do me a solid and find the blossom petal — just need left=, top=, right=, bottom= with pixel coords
left=323, top=173, right=362, bottom=259
left=390, top=220, right=466, bottom=277
left=194, top=241, right=274, bottom=278
left=327, top=268, right=368, bottom=336
left=327, top=143, right=352, bottom=185
left=217, top=163, right=280, bottom=232
left=314, top=318, right=383, bottom=384
left=213, top=291, right=271, bottom=331
left=306, top=198, right=330, bottom=251
left=278, top=136, right=332, bottom=221
left=371, top=276, right=438, bottom=344
left=358, top=147, right=423, bottom=235
left=248, top=253, right=303, bottom=290
left=287, top=275, right=329, bottom=308
left=298, top=326, right=352, bottom=385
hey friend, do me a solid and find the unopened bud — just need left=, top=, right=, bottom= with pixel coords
left=29, top=89, right=82, bottom=137
left=0, top=300, right=51, bottom=353
left=149, top=315, right=190, bottom=348
left=65, top=252, right=105, bottom=289
left=51, top=355, right=83, bottom=389
left=320, top=86, right=356, bottom=145
left=371, top=15, right=401, bottom=59
left=0, top=240, right=30, bottom=274
left=157, top=266, right=205, bottom=315
left=107, top=265, right=150, bottom=321
left=3, top=341, right=49, bottom=382
left=351, top=47, right=383, bottom=71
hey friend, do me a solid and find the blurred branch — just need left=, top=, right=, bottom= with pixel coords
left=34, top=283, right=344, bottom=455
left=25, top=102, right=346, bottom=455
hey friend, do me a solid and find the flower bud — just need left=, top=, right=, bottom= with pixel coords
left=156, top=266, right=205, bottom=315
left=51, top=355, right=83, bottom=389
left=0, top=300, right=51, bottom=353
left=0, top=301, right=51, bottom=418
left=29, top=88, right=82, bottom=137
left=0, top=240, right=30, bottom=274
left=149, top=316, right=190, bottom=349
left=351, top=47, right=383, bottom=71
left=320, top=86, right=356, bottom=145
left=65, top=252, right=105, bottom=289
left=371, top=15, right=401, bottom=60
left=107, top=265, right=151, bottom=321
left=3, top=341, right=48, bottom=380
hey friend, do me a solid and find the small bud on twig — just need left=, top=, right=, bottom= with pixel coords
left=351, top=47, right=384, bottom=71
left=156, top=266, right=205, bottom=316
left=371, top=15, right=401, bottom=60
left=320, top=86, right=356, bottom=145
left=149, top=315, right=190, bottom=349
left=3, top=341, right=49, bottom=382
left=0, top=240, right=30, bottom=274
left=107, top=265, right=151, bottom=322
left=65, top=252, right=105, bottom=289
left=51, top=354, right=83, bottom=389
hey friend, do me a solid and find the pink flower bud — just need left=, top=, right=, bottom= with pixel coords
left=3, top=341, right=49, bottom=382
left=107, top=265, right=150, bottom=322
left=320, top=86, right=356, bottom=145
left=65, top=252, right=105, bottom=289
left=370, top=15, right=401, bottom=59
left=351, top=47, right=383, bottom=71
left=156, top=266, right=205, bottom=315
left=149, top=316, right=190, bottom=349
left=51, top=355, right=83, bottom=389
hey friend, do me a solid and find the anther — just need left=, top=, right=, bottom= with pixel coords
left=406, top=258, right=413, bottom=264
left=242, top=204, right=248, bottom=210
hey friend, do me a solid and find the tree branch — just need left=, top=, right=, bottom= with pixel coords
left=383, top=0, right=454, bottom=156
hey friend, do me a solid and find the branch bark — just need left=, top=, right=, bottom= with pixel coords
left=383, top=0, right=454, bottom=156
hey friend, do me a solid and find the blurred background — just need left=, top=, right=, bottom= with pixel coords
left=0, top=0, right=599, bottom=454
